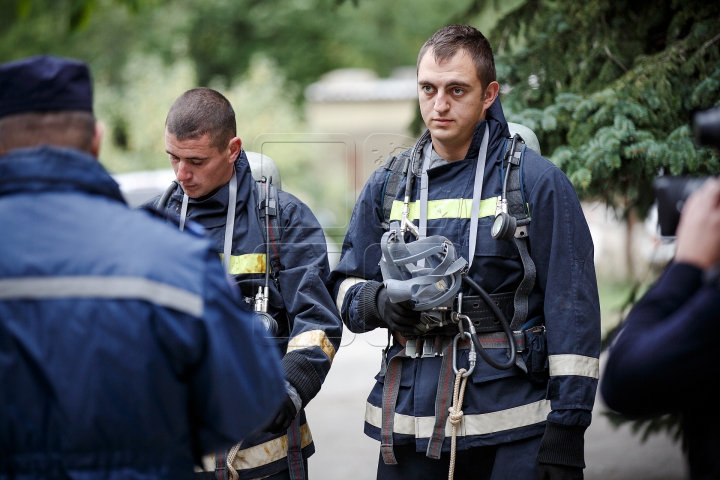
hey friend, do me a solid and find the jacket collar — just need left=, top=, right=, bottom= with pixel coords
left=0, top=146, right=125, bottom=203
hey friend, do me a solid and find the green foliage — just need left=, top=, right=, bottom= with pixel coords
left=473, top=0, right=720, bottom=217
left=4, top=0, right=149, bottom=31
left=183, top=0, right=474, bottom=97
left=603, top=411, right=684, bottom=446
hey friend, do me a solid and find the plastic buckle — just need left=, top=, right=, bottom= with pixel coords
left=405, top=339, right=418, bottom=358
left=421, top=337, right=436, bottom=358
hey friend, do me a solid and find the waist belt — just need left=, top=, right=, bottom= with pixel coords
left=403, top=331, right=526, bottom=358
left=460, top=292, right=515, bottom=333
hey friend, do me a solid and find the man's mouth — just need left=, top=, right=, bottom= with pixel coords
left=433, top=118, right=452, bottom=125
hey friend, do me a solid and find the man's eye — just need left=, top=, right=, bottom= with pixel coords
left=422, top=85, right=433, bottom=93
left=453, top=88, right=464, bottom=95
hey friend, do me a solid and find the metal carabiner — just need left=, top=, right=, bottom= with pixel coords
left=452, top=330, right=476, bottom=377
left=452, top=312, right=470, bottom=337
left=400, top=197, right=420, bottom=239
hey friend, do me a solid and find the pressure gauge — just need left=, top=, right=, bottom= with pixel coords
left=491, top=212, right=516, bottom=242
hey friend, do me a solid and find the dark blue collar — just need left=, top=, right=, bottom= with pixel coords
left=465, top=96, right=511, bottom=164
left=0, top=146, right=125, bottom=203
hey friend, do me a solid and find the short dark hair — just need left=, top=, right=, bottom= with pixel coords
left=417, top=25, right=496, bottom=90
left=165, top=88, right=236, bottom=151
left=0, top=111, right=95, bottom=154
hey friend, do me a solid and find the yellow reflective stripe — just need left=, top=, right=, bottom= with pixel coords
left=365, top=399, right=550, bottom=438
left=335, top=277, right=367, bottom=314
left=287, top=330, right=336, bottom=363
left=548, top=354, right=600, bottom=379
left=230, top=423, right=312, bottom=471
left=388, top=198, right=498, bottom=222
left=218, top=253, right=266, bottom=275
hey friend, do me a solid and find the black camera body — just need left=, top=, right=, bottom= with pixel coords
left=654, top=106, right=720, bottom=237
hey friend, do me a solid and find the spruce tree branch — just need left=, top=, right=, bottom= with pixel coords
left=604, top=45, right=628, bottom=72
left=700, top=32, right=720, bottom=52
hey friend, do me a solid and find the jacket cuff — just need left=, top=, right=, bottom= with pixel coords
left=281, top=352, right=322, bottom=408
left=537, top=422, right=587, bottom=468
left=357, top=280, right=387, bottom=329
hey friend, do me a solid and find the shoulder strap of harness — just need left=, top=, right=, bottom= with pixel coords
left=256, top=180, right=283, bottom=288
left=380, top=150, right=411, bottom=230
left=503, top=135, right=536, bottom=332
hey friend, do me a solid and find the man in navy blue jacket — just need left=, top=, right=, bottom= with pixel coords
left=330, top=25, right=601, bottom=479
left=0, top=55, right=286, bottom=480
left=602, top=178, right=720, bottom=480
left=143, top=88, right=342, bottom=480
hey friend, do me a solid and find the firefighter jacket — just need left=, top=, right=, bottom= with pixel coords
left=330, top=98, right=601, bottom=468
left=0, top=146, right=286, bottom=480
left=146, top=150, right=343, bottom=479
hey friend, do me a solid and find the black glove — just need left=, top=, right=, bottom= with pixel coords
left=537, top=464, right=583, bottom=480
left=265, top=394, right=298, bottom=434
left=376, top=286, right=422, bottom=334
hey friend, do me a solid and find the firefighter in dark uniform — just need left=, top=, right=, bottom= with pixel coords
left=143, top=88, right=343, bottom=480
left=330, top=26, right=601, bottom=480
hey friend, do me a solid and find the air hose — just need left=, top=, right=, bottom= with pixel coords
left=461, top=276, right=516, bottom=370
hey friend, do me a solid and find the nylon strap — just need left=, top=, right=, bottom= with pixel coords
left=286, top=417, right=305, bottom=480
left=381, top=153, right=410, bottom=230
left=179, top=193, right=189, bottom=232
left=380, top=349, right=406, bottom=465
left=215, top=451, right=228, bottom=480
left=417, top=144, right=432, bottom=268
left=504, top=144, right=536, bottom=331
left=223, top=168, right=238, bottom=274
left=417, top=127, right=488, bottom=266
left=418, top=143, right=433, bottom=241
left=511, top=237, right=535, bottom=331
left=426, top=341, right=455, bottom=459
left=467, top=126, right=490, bottom=269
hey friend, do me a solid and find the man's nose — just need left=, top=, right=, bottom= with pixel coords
left=434, top=91, right=450, bottom=113
left=176, top=162, right=192, bottom=182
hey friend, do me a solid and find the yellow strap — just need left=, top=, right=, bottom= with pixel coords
left=218, top=253, right=267, bottom=275
left=227, top=423, right=313, bottom=471
left=287, top=330, right=337, bottom=363
left=389, top=198, right=498, bottom=222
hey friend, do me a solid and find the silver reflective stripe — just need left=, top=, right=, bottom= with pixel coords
left=0, top=276, right=203, bottom=317
left=335, top=277, right=367, bottom=314
left=365, top=399, right=550, bottom=438
left=548, top=354, right=599, bottom=379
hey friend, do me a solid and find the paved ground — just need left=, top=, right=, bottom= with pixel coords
left=305, top=329, right=687, bottom=479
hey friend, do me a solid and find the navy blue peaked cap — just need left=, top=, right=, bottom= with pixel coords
left=0, top=55, right=93, bottom=118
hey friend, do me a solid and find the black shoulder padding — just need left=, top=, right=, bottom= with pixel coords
left=381, top=150, right=411, bottom=230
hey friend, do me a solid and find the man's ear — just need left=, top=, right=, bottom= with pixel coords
left=483, top=81, right=500, bottom=111
left=90, top=121, right=104, bottom=159
left=228, top=136, right=242, bottom=163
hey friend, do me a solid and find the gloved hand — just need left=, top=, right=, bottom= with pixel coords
left=537, top=464, right=583, bottom=480
left=376, top=286, right=421, bottom=335
left=265, top=394, right=298, bottom=434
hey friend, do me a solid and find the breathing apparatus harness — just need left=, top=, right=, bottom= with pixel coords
left=156, top=165, right=282, bottom=335
left=381, top=126, right=538, bottom=372
left=376, top=127, right=539, bottom=471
